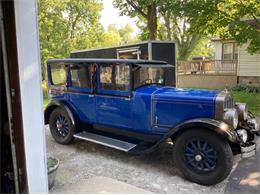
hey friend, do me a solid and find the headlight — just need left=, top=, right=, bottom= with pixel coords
left=223, top=108, right=238, bottom=128
left=235, top=103, right=248, bottom=121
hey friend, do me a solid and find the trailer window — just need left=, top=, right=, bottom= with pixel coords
left=50, top=64, right=67, bottom=86
left=100, top=64, right=130, bottom=91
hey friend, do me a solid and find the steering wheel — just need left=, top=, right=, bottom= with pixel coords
left=141, top=79, right=152, bottom=85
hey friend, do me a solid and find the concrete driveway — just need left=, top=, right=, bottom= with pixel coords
left=46, top=125, right=258, bottom=194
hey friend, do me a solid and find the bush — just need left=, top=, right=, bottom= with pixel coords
left=230, top=84, right=260, bottom=93
left=42, top=80, right=48, bottom=98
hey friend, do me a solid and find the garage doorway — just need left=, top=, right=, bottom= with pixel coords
left=0, top=0, right=28, bottom=193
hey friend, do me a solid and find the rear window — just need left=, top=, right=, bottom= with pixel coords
left=70, top=64, right=91, bottom=88
left=50, top=63, right=67, bottom=85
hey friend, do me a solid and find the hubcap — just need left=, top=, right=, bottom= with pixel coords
left=54, top=114, right=69, bottom=137
left=195, top=154, right=203, bottom=161
left=184, top=139, right=217, bottom=172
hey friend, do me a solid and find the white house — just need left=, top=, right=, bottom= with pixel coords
left=212, top=39, right=260, bottom=85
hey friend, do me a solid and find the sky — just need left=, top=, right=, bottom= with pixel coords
left=100, top=0, right=139, bottom=35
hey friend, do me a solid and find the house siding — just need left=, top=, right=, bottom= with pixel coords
left=237, top=43, right=260, bottom=77
left=214, top=41, right=222, bottom=60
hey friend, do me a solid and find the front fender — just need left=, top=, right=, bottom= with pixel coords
left=131, top=118, right=239, bottom=155
left=169, top=118, right=239, bottom=143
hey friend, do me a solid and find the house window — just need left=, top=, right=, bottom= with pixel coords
left=222, top=42, right=238, bottom=60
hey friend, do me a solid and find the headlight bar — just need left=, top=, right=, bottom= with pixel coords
left=223, top=108, right=239, bottom=129
left=235, top=103, right=248, bottom=121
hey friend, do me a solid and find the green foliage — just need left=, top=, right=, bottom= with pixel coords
left=38, top=0, right=104, bottom=80
left=113, top=0, right=206, bottom=60
left=230, top=84, right=260, bottom=93
left=47, top=157, right=58, bottom=170
left=42, top=80, right=48, bottom=98
left=39, top=0, right=139, bottom=81
left=180, top=0, right=260, bottom=54
left=189, top=38, right=214, bottom=59
left=231, top=91, right=260, bottom=116
left=101, top=24, right=138, bottom=46
left=118, top=24, right=138, bottom=44
left=113, top=0, right=159, bottom=40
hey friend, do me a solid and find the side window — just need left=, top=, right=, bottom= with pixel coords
left=70, top=64, right=91, bottom=88
left=100, top=64, right=130, bottom=91
left=50, top=63, right=67, bottom=86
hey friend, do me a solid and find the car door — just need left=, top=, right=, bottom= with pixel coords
left=67, top=63, right=96, bottom=123
left=96, top=63, right=133, bottom=129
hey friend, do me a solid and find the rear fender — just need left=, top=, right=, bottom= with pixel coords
left=44, top=100, right=79, bottom=127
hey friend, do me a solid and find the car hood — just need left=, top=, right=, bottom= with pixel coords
left=151, top=86, right=220, bottom=104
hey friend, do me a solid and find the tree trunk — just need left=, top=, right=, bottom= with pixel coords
left=178, top=35, right=202, bottom=60
left=163, top=11, right=172, bottom=40
left=147, top=2, right=157, bottom=40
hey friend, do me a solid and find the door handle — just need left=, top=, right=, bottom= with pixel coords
left=88, top=94, right=94, bottom=97
left=124, top=97, right=131, bottom=101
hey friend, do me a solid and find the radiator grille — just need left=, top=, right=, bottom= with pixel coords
left=224, top=96, right=234, bottom=109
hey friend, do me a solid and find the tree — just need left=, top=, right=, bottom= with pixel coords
left=118, top=24, right=138, bottom=44
left=159, top=13, right=203, bottom=60
left=155, top=1, right=204, bottom=60
left=114, top=0, right=205, bottom=60
left=181, top=0, right=260, bottom=54
left=101, top=24, right=122, bottom=46
left=113, top=0, right=158, bottom=40
left=189, top=38, right=214, bottom=59
left=38, top=0, right=104, bottom=80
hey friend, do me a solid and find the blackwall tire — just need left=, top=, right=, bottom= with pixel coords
left=173, top=128, right=233, bottom=185
left=49, top=107, right=75, bottom=145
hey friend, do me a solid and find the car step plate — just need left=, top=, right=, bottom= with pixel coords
left=74, top=131, right=137, bottom=152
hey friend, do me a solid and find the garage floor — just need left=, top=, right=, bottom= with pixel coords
left=46, top=126, right=246, bottom=194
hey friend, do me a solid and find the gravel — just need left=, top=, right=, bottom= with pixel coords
left=46, top=126, right=241, bottom=193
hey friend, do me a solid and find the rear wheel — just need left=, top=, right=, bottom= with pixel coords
left=173, top=128, right=233, bottom=185
left=49, top=108, right=75, bottom=144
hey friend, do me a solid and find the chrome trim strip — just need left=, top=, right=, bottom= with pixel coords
left=241, top=150, right=256, bottom=158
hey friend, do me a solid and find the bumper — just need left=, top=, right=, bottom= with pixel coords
left=239, top=114, right=259, bottom=158
left=247, top=117, right=260, bottom=136
left=240, top=141, right=256, bottom=158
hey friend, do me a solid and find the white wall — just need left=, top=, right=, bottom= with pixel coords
left=14, top=0, right=48, bottom=193
left=237, top=43, right=260, bottom=77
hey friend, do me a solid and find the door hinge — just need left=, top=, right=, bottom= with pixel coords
left=18, top=168, right=23, bottom=183
left=11, top=88, right=15, bottom=97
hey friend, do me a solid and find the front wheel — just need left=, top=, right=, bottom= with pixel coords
left=173, top=129, right=233, bottom=185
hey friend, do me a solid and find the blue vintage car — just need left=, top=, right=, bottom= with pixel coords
left=45, top=58, right=259, bottom=185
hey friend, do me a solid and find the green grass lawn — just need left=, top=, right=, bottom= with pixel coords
left=231, top=91, right=260, bottom=116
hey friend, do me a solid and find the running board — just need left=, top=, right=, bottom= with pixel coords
left=74, top=131, right=137, bottom=152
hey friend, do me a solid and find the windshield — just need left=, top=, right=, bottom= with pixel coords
left=133, top=65, right=174, bottom=88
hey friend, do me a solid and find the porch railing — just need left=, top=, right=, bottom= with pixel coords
left=177, top=60, right=237, bottom=75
